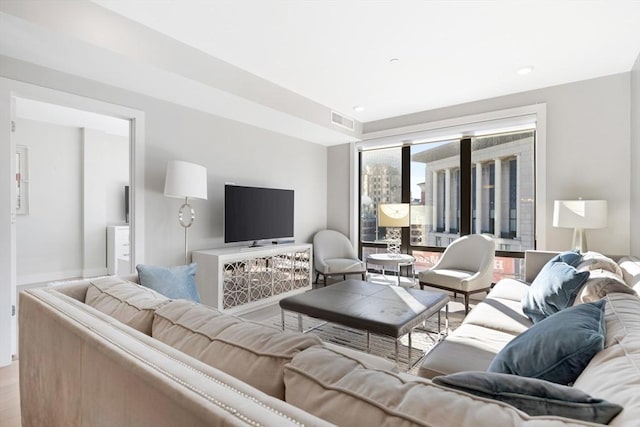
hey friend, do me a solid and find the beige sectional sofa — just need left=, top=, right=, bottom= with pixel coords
left=18, top=251, right=640, bottom=426
left=419, top=250, right=640, bottom=426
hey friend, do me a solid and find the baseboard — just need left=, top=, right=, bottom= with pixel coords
left=17, top=269, right=84, bottom=286
left=83, top=267, right=108, bottom=278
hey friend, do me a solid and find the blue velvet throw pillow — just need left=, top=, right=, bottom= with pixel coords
left=488, top=300, right=606, bottom=385
left=433, top=371, right=622, bottom=424
left=522, top=260, right=590, bottom=323
left=548, top=250, right=583, bottom=267
left=136, top=263, right=200, bottom=302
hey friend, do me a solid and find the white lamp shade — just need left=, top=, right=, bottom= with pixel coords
left=378, top=203, right=411, bottom=227
left=553, top=200, right=607, bottom=229
left=164, top=160, right=208, bottom=200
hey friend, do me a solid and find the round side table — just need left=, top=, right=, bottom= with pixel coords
left=366, top=253, right=416, bottom=287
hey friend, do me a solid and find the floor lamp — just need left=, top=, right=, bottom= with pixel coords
left=164, top=160, right=208, bottom=264
left=378, top=203, right=411, bottom=255
left=553, top=199, right=607, bottom=253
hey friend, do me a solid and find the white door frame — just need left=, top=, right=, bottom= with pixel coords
left=0, top=77, right=145, bottom=366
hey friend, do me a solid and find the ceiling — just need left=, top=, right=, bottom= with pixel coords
left=1, top=1, right=640, bottom=145
left=92, top=0, right=640, bottom=122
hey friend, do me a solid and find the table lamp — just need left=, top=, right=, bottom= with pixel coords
left=378, top=203, right=410, bottom=255
left=552, top=199, right=607, bottom=253
left=164, top=160, right=208, bottom=264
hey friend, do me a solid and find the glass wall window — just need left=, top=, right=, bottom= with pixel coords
left=359, top=129, right=536, bottom=282
left=471, top=130, right=535, bottom=252
left=360, top=147, right=402, bottom=244
left=410, top=140, right=460, bottom=247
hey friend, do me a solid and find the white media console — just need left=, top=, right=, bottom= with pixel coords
left=192, top=243, right=312, bottom=314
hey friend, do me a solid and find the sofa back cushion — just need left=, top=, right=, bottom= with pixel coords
left=152, top=300, right=322, bottom=400
left=284, top=345, right=583, bottom=426
left=572, top=293, right=640, bottom=427
left=618, top=256, right=640, bottom=291
left=85, top=277, right=170, bottom=335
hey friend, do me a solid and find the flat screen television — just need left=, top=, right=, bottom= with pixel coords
left=224, top=184, right=294, bottom=245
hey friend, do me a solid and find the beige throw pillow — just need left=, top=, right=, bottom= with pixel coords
left=573, top=269, right=636, bottom=305
left=576, top=252, right=623, bottom=277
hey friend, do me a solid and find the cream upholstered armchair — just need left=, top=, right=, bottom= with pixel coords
left=313, top=230, right=366, bottom=286
left=418, top=234, right=495, bottom=314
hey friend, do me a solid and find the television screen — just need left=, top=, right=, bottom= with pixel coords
left=224, top=184, right=294, bottom=245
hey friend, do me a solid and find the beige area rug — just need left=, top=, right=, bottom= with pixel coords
left=269, top=296, right=470, bottom=373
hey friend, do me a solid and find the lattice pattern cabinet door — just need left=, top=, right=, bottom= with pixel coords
left=193, top=244, right=312, bottom=314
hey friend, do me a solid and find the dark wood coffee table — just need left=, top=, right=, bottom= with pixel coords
left=278, top=279, right=449, bottom=366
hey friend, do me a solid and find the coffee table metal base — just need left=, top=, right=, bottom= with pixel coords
left=279, top=279, right=449, bottom=368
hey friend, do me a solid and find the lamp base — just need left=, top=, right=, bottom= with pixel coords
left=178, top=197, right=196, bottom=265
left=385, top=228, right=401, bottom=255
left=572, top=228, right=588, bottom=253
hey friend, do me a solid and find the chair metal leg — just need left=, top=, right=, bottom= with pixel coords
left=314, top=271, right=320, bottom=284
left=465, top=294, right=470, bottom=314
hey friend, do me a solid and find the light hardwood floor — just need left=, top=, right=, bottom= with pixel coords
left=0, top=361, right=21, bottom=427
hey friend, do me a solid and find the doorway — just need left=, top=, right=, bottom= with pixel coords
left=0, top=77, right=146, bottom=366
left=14, top=97, right=131, bottom=286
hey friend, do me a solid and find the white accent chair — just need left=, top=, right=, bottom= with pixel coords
left=313, top=230, right=366, bottom=286
left=418, top=234, right=495, bottom=314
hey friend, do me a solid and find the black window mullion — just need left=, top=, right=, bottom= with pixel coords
left=460, top=138, right=472, bottom=236
left=401, top=146, right=411, bottom=254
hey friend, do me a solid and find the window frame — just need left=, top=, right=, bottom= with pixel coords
left=353, top=104, right=547, bottom=279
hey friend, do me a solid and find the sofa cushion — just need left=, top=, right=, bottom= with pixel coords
left=486, top=278, right=531, bottom=302
left=433, top=371, right=622, bottom=424
left=464, top=296, right=533, bottom=336
left=572, top=293, right=640, bottom=427
left=85, top=276, right=170, bottom=335
left=574, top=269, right=636, bottom=305
left=618, top=255, right=640, bottom=290
left=137, top=263, right=200, bottom=302
left=285, top=345, right=573, bottom=426
left=522, top=261, right=590, bottom=323
left=152, top=299, right=322, bottom=400
left=417, top=323, right=519, bottom=378
left=488, top=300, right=606, bottom=385
left=152, top=299, right=243, bottom=347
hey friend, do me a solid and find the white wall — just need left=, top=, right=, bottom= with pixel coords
left=83, top=128, right=129, bottom=277
left=14, top=118, right=129, bottom=284
left=631, top=52, right=640, bottom=257
left=327, top=143, right=351, bottom=236
left=356, top=73, right=631, bottom=255
left=0, top=55, right=328, bottom=267
left=15, top=119, right=83, bottom=283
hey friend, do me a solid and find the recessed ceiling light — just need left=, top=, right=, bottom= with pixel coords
left=389, top=58, right=400, bottom=64
left=353, top=105, right=365, bottom=112
left=516, top=66, right=534, bottom=75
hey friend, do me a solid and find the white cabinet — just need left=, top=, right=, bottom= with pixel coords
left=193, top=243, right=312, bottom=314
left=107, top=225, right=130, bottom=275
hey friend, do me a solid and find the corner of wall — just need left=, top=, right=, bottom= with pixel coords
left=631, top=51, right=640, bottom=256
